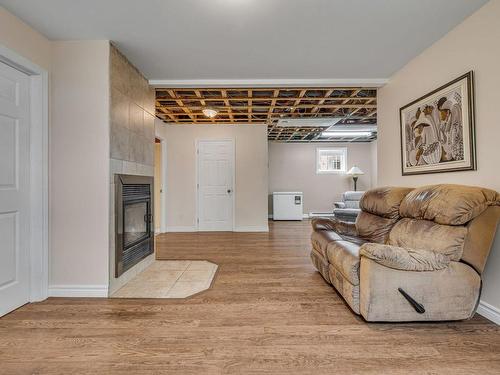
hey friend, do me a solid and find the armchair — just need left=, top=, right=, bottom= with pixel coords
left=333, top=191, right=365, bottom=222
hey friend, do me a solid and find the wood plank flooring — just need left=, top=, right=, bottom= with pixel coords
left=1, top=221, right=499, bottom=374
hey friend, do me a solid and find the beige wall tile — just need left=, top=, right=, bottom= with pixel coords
left=110, top=126, right=130, bottom=161
left=143, top=138, right=154, bottom=166
left=129, top=103, right=144, bottom=135
left=143, top=111, right=155, bottom=140
left=110, top=46, right=130, bottom=96
left=110, top=88, right=130, bottom=133
left=128, top=136, right=144, bottom=163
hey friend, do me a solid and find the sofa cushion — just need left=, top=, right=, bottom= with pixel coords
left=400, top=184, right=500, bottom=225
left=360, top=243, right=451, bottom=271
left=311, top=217, right=357, bottom=236
left=388, top=218, right=467, bottom=261
left=311, top=230, right=342, bottom=258
left=356, top=211, right=397, bottom=244
left=360, top=187, right=413, bottom=219
left=326, top=240, right=361, bottom=285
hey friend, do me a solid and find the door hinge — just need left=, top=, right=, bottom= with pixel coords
left=197, top=218, right=199, bottom=223
left=197, top=183, right=199, bottom=189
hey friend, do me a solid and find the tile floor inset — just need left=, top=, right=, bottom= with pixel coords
left=112, top=260, right=218, bottom=299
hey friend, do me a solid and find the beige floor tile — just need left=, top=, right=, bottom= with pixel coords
left=178, top=269, right=213, bottom=283
left=166, top=282, right=208, bottom=298
left=112, top=260, right=217, bottom=299
left=149, top=260, right=191, bottom=271
left=137, top=269, right=184, bottom=282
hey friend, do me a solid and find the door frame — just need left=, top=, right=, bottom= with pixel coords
left=195, top=138, right=235, bottom=232
left=0, top=45, right=49, bottom=302
left=154, top=135, right=168, bottom=233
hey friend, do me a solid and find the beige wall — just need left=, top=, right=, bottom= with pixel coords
left=377, top=0, right=500, bottom=310
left=268, top=142, right=374, bottom=214
left=50, top=41, right=110, bottom=287
left=0, top=6, right=51, bottom=71
left=155, top=121, right=269, bottom=231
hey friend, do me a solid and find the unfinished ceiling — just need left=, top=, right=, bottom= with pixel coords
left=156, top=87, right=377, bottom=142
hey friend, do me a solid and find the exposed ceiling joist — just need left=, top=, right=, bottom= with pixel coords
left=156, top=87, right=377, bottom=142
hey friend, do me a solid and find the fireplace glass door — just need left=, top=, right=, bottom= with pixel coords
left=124, top=201, right=150, bottom=247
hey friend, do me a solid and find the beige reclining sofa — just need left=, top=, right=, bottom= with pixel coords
left=310, top=184, right=500, bottom=322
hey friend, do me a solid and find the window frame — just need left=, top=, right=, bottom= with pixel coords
left=315, top=147, right=347, bottom=174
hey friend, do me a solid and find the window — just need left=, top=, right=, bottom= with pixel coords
left=316, top=148, right=347, bottom=174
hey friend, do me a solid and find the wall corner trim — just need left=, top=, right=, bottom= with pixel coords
left=477, top=300, right=500, bottom=325
left=48, top=285, right=109, bottom=298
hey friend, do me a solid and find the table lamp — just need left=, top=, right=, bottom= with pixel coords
left=347, top=166, right=364, bottom=191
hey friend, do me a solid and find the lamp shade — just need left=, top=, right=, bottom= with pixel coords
left=347, top=166, right=364, bottom=176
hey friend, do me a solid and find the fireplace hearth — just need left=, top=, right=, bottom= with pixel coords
left=115, top=174, right=154, bottom=277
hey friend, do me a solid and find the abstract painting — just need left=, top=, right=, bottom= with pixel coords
left=400, top=71, right=476, bottom=175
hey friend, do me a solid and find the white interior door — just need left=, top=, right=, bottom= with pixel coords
left=0, top=62, right=30, bottom=316
left=197, top=139, right=234, bottom=231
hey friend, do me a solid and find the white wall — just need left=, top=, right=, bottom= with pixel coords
left=50, top=41, right=110, bottom=289
left=155, top=120, right=269, bottom=231
left=268, top=142, right=374, bottom=215
left=377, top=0, right=500, bottom=315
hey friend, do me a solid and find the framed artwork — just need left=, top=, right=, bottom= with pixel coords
left=399, top=71, right=476, bottom=176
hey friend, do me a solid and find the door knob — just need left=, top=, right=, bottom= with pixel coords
left=227, top=189, right=232, bottom=194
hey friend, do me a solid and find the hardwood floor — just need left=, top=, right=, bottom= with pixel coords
left=1, top=221, right=500, bottom=374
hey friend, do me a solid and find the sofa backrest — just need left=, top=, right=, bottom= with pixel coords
left=390, top=184, right=500, bottom=274
left=355, top=187, right=413, bottom=243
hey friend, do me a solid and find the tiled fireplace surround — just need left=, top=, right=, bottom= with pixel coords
left=108, top=44, right=156, bottom=295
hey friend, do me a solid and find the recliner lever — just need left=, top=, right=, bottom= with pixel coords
left=398, top=288, right=425, bottom=314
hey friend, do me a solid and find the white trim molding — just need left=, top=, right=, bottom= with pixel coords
left=49, top=285, right=109, bottom=298
left=149, top=78, right=388, bottom=88
left=477, top=300, right=500, bottom=325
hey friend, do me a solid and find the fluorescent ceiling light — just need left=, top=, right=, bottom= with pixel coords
left=325, top=124, right=377, bottom=132
left=202, top=107, right=218, bottom=118
left=276, top=117, right=342, bottom=127
left=321, top=131, right=373, bottom=137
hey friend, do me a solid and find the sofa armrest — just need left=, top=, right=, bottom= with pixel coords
left=360, top=243, right=450, bottom=271
left=334, top=201, right=346, bottom=209
left=311, top=217, right=358, bottom=236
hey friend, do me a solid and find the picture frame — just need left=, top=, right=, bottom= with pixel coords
left=399, top=71, right=476, bottom=176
